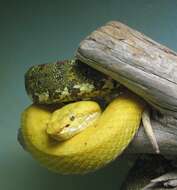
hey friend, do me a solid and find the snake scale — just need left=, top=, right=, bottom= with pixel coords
left=19, top=59, right=154, bottom=174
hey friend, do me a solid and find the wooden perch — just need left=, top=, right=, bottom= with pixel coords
left=76, top=21, right=177, bottom=117
left=76, top=21, right=177, bottom=155
left=127, top=113, right=177, bottom=155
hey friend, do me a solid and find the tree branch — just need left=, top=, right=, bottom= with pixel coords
left=76, top=21, right=177, bottom=155
left=76, top=21, right=177, bottom=117
left=127, top=113, right=177, bottom=155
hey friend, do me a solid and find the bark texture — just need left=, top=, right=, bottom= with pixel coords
left=77, top=21, right=177, bottom=117
left=127, top=111, right=177, bottom=155
left=76, top=21, right=177, bottom=155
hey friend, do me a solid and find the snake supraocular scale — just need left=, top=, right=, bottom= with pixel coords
left=20, top=59, right=150, bottom=174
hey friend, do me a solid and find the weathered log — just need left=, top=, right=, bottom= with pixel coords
left=76, top=21, right=177, bottom=155
left=120, top=154, right=177, bottom=190
left=76, top=21, right=177, bottom=189
left=76, top=21, right=177, bottom=117
left=127, top=112, right=177, bottom=155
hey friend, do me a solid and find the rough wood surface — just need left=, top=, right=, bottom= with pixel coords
left=76, top=21, right=177, bottom=156
left=127, top=112, right=177, bottom=155
left=77, top=21, right=177, bottom=117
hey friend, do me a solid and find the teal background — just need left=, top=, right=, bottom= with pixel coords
left=1, top=0, right=177, bottom=189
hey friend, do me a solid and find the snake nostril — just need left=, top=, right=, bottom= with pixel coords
left=64, top=124, right=70, bottom=128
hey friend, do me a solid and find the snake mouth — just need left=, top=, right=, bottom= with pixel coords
left=47, top=111, right=101, bottom=142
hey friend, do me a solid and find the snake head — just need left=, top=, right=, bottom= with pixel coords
left=46, top=101, right=101, bottom=141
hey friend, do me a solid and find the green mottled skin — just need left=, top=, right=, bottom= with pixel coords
left=25, top=60, right=120, bottom=104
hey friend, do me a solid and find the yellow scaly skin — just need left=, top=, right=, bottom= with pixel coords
left=21, top=94, right=144, bottom=174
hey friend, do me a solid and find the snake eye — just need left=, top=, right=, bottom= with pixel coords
left=70, top=115, right=75, bottom=121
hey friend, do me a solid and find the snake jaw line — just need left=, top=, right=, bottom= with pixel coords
left=142, top=108, right=160, bottom=154
left=54, top=112, right=101, bottom=141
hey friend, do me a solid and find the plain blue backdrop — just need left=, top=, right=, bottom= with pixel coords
left=1, top=0, right=177, bottom=189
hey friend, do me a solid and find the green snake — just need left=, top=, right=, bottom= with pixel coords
left=19, top=59, right=158, bottom=174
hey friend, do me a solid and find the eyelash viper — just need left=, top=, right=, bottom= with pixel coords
left=20, top=59, right=158, bottom=174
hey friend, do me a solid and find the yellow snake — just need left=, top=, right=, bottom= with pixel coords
left=21, top=93, right=144, bottom=174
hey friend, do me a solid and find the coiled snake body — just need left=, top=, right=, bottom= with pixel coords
left=20, top=60, right=155, bottom=174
